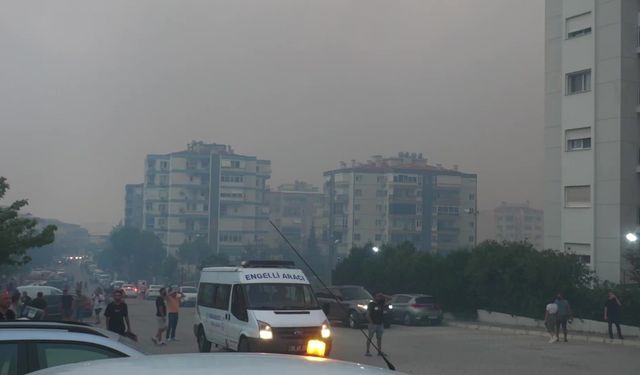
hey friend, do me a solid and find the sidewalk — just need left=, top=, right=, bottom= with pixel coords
left=447, top=320, right=640, bottom=348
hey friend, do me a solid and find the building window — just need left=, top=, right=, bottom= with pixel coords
left=354, top=204, right=361, bottom=211
left=354, top=189, right=363, bottom=197
left=159, top=160, right=169, bottom=170
left=566, top=70, right=591, bottom=95
left=354, top=219, right=360, bottom=226
left=566, top=127, right=591, bottom=151
left=353, top=233, right=361, bottom=241
left=565, top=185, right=591, bottom=207
left=231, top=160, right=241, bottom=168
left=376, top=176, right=386, bottom=183
left=376, top=190, right=386, bottom=197
left=566, top=12, right=592, bottom=39
left=355, top=175, right=362, bottom=182
left=468, top=236, right=474, bottom=243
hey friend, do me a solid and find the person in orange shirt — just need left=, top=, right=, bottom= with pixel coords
left=165, top=288, right=184, bottom=341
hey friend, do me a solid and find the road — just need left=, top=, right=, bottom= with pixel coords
left=110, top=297, right=640, bottom=375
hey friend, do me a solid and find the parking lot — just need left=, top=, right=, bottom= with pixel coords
left=120, top=297, right=640, bottom=375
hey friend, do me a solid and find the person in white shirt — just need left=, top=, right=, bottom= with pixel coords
left=544, top=299, right=558, bottom=343
left=92, top=287, right=105, bottom=324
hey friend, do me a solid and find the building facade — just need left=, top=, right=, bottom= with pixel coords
left=324, top=153, right=477, bottom=261
left=124, top=183, right=144, bottom=229
left=495, top=202, right=544, bottom=250
left=142, top=141, right=271, bottom=259
left=265, top=181, right=324, bottom=247
left=545, top=0, right=639, bottom=282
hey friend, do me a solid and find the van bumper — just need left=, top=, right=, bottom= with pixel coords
left=246, top=337, right=333, bottom=357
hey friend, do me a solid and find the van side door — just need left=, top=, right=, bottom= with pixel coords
left=226, top=284, right=249, bottom=351
left=212, top=284, right=232, bottom=348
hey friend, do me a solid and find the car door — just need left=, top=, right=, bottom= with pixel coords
left=28, top=341, right=127, bottom=374
left=227, top=284, right=249, bottom=350
left=328, top=288, right=345, bottom=321
left=0, top=341, right=25, bottom=375
left=391, top=295, right=411, bottom=321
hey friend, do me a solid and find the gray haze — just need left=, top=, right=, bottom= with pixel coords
left=0, top=0, right=544, bottom=232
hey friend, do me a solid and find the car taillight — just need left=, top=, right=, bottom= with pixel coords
left=411, top=303, right=426, bottom=308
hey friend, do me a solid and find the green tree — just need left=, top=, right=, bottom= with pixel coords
left=178, top=237, right=211, bottom=266
left=200, top=253, right=229, bottom=269
left=0, top=177, right=57, bottom=266
left=624, top=248, right=640, bottom=284
left=161, top=254, right=179, bottom=282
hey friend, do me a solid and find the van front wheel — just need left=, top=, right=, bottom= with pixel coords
left=238, top=337, right=251, bottom=352
left=197, top=326, right=211, bottom=353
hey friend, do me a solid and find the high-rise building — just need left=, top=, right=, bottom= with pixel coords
left=265, top=181, right=324, bottom=247
left=124, top=183, right=144, bottom=229
left=494, top=202, right=544, bottom=250
left=143, top=141, right=271, bottom=259
left=324, top=153, right=477, bottom=261
left=545, top=1, right=639, bottom=282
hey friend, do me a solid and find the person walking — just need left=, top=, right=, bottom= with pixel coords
left=30, top=292, right=48, bottom=318
left=0, top=291, right=16, bottom=321
left=544, top=298, right=558, bottom=343
left=365, top=292, right=391, bottom=357
left=104, top=289, right=131, bottom=336
left=152, top=288, right=168, bottom=345
left=555, top=292, right=572, bottom=342
left=604, top=291, right=624, bottom=340
left=72, top=289, right=88, bottom=322
left=61, top=288, right=74, bottom=321
left=165, top=288, right=183, bottom=341
left=92, top=287, right=105, bottom=324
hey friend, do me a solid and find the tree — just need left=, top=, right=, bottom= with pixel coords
left=0, top=177, right=56, bottom=266
left=200, top=253, right=229, bottom=269
left=177, top=237, right=211, bottom=266
left=161, top=254, right=179, bottom=282
left=624, top=248, right=640, bottom=284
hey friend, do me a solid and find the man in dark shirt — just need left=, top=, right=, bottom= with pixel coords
left=153, top=288, right=167, bottom=345
left=604, top=291, right=623, bottom=340
left=30, top=292, right=48, bottom=318
left=61, top=288, right=73, bottom=321
left=104, top=289, right=131, bottom=335
left=0, top=291, right=16, bottom=321
left=365, top=292, right=391, bottom=357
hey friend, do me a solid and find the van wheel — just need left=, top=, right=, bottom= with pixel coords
left=197, top=326, right=211, bottom=353
left=238, top=337, right=251, bottom=352
left=348, top=311, right=359, bottom=329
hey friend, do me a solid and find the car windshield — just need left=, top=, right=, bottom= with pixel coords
left=181, top=287, right=197, bottom=293
left=244, top=283, right=319, bottom=310
left=339, top=287, right=372, bottom=301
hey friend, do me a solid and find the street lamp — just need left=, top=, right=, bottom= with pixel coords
left=625, top=232, right=638, bottom=243
left=372, top=246, right=380, bottom=253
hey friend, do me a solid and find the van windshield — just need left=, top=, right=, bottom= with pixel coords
left=244, top=283, right=319, bottom=310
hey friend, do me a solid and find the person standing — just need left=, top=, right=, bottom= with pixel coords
left=72, top=289, right=88, bottom=322
left=92, top=287, right=105, bottom=324
left=365, top=293, right=391, bottom=357
left=30, top=292, right=48, bottom=318
left=0, top=291, right=16, bottom=321
left=555, top=292, right=572, bottom=342
left=544, top=299, right=558, bottom=343
left=165, top=288, right=183, bottom=341
left=104, top=290, right=131, bottom=336
left=61, top=288, right=74, bottom=321
left=604, top=291, right=624, bottom=340
left=153, top=288, right=168, bottom=345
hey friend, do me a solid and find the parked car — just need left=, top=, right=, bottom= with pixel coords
left=315, top=285, right=391, bottom=329
left=146, top=284, right=164, bottom=300
left=0, top=321, right=145, bottom=375
left=30, top=353, right=404, bottom=375
left=179, top=286, right=197, bottom=307
left=389, top=294, right=443, bottom=326
left=17, top=285, right=63, bottom=297
left=121, top=284, right=138, bottom=298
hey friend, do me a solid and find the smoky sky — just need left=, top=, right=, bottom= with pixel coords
left=0, top=0, right=544, bottom=233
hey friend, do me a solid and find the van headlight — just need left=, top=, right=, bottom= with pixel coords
left=356, top=304, right=368, bottom=310
left=321, top=321, right=331, bottom=338
left=258, top=321, right=273, bottom=340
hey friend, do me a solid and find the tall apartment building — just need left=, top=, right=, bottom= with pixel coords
left=265, top=181, right=324, bottom=247
left=495, top=202, right=544, bottom=250
left=143, top=141, right=271, bottom=259
left=545, top=1, right=640, bottom=282
left=124, top=183, right=144, bottom=229
left=324, top=153, right=477, bottom=260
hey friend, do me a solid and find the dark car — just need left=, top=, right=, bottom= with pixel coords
left=389, top=294, right=443, bottom=326
left=315, top=286, right=391, bottom=329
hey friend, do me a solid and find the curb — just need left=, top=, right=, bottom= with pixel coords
left=447, top=321, right=640, bottom=348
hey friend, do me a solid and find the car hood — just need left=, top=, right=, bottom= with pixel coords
left=30, top=353, right=404, bottom=375
left=251, top=309, right=327, bottom=327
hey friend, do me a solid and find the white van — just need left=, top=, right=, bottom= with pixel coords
left=193, top=261, right=332, bottom=357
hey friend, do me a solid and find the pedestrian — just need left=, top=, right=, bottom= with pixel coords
left=92, top=287, right=105, bottom=324
left=152, top=288, right=168, bottom=345
left=72, top=289, right=87, bottom=322
left=165, top=288, right=184, bottom=341
left=365, top=292, right=391, bottom=357
left=30, top=292, right=48, bottom=318
left=554, top=292, right=572, bottom=342
left=20, top=291, right=32, bottom=306
left=604, top=291, right=624, bottom=340
left=544, top=298, right=558, bottom=343
left=104, top=289, right=131, bottom=336
left=61, top=288, right=74, bottom=321
left=0, top=291, right=16, bottom=321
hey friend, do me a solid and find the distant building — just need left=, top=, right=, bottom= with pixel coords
left=124, top=183, right=144, bottom=229
left=494, top=202, right=543, bottom=250
left=265, top=181, right=324, bottom=247
left=142, top=141, right=271, bottom=259
left=324, top=153, right=477, bottom=262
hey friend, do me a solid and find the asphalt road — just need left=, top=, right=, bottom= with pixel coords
left=111, top=297, right=640, bottom=375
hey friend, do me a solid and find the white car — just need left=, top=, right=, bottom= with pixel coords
left=179, top=286, right=197, bottom=306
left=17, top=285, right=63, bottom=297
left=146, top=285, right=164, bottom=300
left=31, top=353, right=403, bottom=375
left=121, top=284, right=138, bottom=298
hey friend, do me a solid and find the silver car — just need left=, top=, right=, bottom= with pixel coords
left=390, top=294, right=443, bottom=326
left=0, top=321, right=145, bottom=375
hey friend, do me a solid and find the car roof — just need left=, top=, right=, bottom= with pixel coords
left=31, top=353, right=402, bottom=375
left=392, top=294, right=433, bottom=298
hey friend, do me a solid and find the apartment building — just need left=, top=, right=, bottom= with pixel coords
left=545, top=1, right=640, bottom=282
left=495, top=202, right=544, bottom=250
left=265, top=181, right=324, bottom=247
left=142, top=141, right=271, bottom=259
left=124, top=183, right=144, bottom=229
left=324, top=153, right=477, bottom=261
